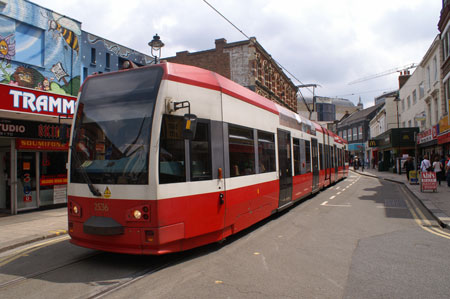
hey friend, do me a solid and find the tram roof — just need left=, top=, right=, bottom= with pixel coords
left=163, top=62, right=279, bottom=115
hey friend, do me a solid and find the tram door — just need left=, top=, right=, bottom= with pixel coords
left=334, top=145, right=338, bottom=178
left=277, top=129, right=292, bottom=208
left=311, top=138, right=319, bottom=191
left=324, top=136, right=331, bottom=183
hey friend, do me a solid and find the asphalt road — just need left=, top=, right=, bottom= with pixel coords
left=1, top=173, right=449, bottom=298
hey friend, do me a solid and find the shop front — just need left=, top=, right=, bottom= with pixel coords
left=0, top=84, right=75, bottom=214
left=374, top=128, right=419, bottom=172
left=417, top=125, right=439, bottom=160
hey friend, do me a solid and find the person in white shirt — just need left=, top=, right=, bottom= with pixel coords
left=420, top=155, right=431, bottom=172
left=432, top=156, right=443, bottom=185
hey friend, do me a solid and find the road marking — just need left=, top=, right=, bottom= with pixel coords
left=321, top=201, right=351, bottom=207
left=336, top=192, right=341, bottom=195
left=329, top=195, right=336, bottom=200
left=399, top=186, right=450, bottom=240
left=0, top=235, right=70, bottom=267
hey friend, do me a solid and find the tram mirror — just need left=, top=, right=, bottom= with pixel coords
left=182, top=114, right=197, bottom=140
left=59, top=124, right=69, bottom=144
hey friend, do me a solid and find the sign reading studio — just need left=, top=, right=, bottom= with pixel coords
left=0, top=118, right=68, bottom=139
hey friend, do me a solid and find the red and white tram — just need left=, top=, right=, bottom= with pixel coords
left=66, top=62, right=349, bottom=254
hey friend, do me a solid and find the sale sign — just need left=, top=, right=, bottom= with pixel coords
left=421, top=171, right=437, bottom=192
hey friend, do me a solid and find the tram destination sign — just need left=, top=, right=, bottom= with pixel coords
left=0, top=118, right=68, bottom=139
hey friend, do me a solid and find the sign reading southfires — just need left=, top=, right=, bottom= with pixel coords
left=1, top=83, right=77, bottom=116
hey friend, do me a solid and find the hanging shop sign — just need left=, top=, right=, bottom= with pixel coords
left=0, top=118, right=69, bottom=139
left=16, top=139, right=69, bottom=151
left=0, top=83, right=77, bottom=117
left=417, top=126, right=438, bottom=144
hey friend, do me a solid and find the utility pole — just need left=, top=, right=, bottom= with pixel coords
left=297, top=84, right=320, bottom=120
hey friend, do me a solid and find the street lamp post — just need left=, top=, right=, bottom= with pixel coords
left=393, top=95, right=401, bottom=173
left=148, top=34, right=165, bottom=64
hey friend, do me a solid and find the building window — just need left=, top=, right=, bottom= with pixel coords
left=445, top=81, right=450, bottom=115
left=348, top=129, right=352, bottom=141
left=402, top=99, right=405, bottom=111
left=352, top=127, right=357, bottom=140
left=408, top=120, right=412, bottom=127
left=434, top=96, right=439, bottom=124
left=105, top=53, right=111, bottom=69
left=229, top=125, right=255, bottom=177
left=407, top=96, right=411, bottom=109
left=412, top=90, right=417, bottom=105
left=433, top=56, right=438, bottom=82
left=15, top=22, right=44, bottom=66
left=358, top=126, right=363, bottom=140
left=83, top=67, right=88, bottom=81
left=427, top=102, right=432, bottom=127
left=91, top=48, right=96, bottom=65
left=419, top=82, right=424, bottom=98
left=426, top=66, right=431, bottom=91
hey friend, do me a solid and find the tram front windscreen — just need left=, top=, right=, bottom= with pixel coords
left=70, top=66, right=164, bottom=185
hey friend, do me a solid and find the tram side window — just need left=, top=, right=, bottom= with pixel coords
left=305, top=140, right=311, bottom=173
left=319, top=144, right=324, bottom=170
left=191, top=122, right=212, bottom=181
left=229, top=125, right=255, bottom=177
left=293, top=138, right=301, bottom=175
left=258, top=130, right=275, bottom=173
left=159, top=115, right=186, bottom=184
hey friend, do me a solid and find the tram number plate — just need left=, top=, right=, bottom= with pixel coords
left=94, top=202, right=109, bottom=212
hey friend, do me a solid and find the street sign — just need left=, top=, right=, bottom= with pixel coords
left=409, top=170, right=418, bottom=185
left=420, top=171, right=437, bottom=192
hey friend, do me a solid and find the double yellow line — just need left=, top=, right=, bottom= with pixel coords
left=400, top=186, right=450, bottom=240
left=0, top=235, right=70, bottom=267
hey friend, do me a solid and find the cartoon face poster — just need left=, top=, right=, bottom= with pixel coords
left=0, top=0, right=81, bottom=96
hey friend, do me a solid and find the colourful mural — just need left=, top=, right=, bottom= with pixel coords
left=0, top=0, right=81, bottom=96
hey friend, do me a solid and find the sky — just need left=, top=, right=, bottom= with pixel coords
left=32, top=0, right=442, bottom=108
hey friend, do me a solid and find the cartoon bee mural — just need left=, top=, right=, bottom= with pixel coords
left=42, top=11, right=81, bottom=54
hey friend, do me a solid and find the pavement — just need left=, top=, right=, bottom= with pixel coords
left=0, top=169, right=449, bottom=254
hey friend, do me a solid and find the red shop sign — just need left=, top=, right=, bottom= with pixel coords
left=16, top=139, right=69, bottom=151
left=0, top=83, right=76, bottom=117
left=421, top=171, right=437, bottom=191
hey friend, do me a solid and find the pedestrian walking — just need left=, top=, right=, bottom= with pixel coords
left=432, top=156, right=443, bottom=186
left=404, top=157, right=414, bottom=181
left=446, top=154, right=450, bottom=187
left=420, top=155, right=431, bottom=173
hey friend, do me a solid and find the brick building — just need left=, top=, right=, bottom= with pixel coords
left=165, top=38, right=298, bottom=112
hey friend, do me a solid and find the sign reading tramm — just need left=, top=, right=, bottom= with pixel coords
left=0, top=83, right=77, bottom=116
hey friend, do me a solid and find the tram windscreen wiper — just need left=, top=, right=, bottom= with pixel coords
left=70, top=145, right=101, bottom=197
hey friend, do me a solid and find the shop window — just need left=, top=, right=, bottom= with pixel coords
left=159, top=115, right=186, bottom=184
left=190, top=122, right=212, bottom=181
left=15, top=22, right=44, bottom=66
left=257, top=130, right=275, bottom=173
left=229, top=125, right=255, bottom=177
left=40, top=152, right=68, bottom=206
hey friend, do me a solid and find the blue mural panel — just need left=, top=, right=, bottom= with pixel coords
left=0, top=0, right=81, bottom=96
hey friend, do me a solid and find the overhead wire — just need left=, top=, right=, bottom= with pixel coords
left=202, top=0, right=314, bottom=95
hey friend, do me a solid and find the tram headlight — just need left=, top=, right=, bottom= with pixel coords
left=133, top=210, right=142, bottom=220
left=69, top=200, right=82, bottom=218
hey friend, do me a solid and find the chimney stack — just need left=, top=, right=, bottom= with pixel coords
left=398, top=70, right=411, bottom=89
